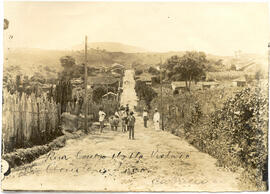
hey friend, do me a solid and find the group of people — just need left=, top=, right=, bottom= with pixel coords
left=98, top=105, right=161, bottom=140
left=98, top=104, right=136, bottom=140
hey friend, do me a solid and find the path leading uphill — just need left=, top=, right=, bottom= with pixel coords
left=2, top=70, right=240, bottom=192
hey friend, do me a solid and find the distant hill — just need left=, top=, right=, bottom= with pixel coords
left=72, top=42, right=147, bottom=53
left=4, top=48, right=67, bottom=78
left=3, top=47, right=267, bottom=79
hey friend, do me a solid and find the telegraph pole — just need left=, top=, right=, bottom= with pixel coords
left=160, top=58, right=164, bottom=130
left=84, top=36, right=88, bottom=133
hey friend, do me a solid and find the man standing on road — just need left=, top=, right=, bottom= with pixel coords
left=143, top=108, right=148, bottom=128
left=99, top=107, right=106, bottom=133
left=120, top=106, right=127, bottom=132
left=153, top=108, right=160, bottom=131
left=127, top=111, right=136, bottom=140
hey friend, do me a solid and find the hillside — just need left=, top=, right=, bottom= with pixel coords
left=3, top=47, right=267, bottom=79
left=4, top=48, right=184, bottom=77
left=72, top=42, right=147, bottom=53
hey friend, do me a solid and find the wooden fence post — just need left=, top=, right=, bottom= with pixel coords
left=37, top=102, right=41, bottom=143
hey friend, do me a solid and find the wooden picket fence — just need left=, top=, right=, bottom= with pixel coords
left=2, top=89, right=62, bottom=153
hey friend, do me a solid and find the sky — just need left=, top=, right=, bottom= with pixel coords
left=3, top=1, right=270, bottom=56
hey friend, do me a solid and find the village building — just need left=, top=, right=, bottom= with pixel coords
left=199, top=81, right=219, bottom=89
left=192, top=82, right=203, bottom=91
left=111, top=71, right=122, bottom=78
left=232, top=77, right=247, bottom=87
left=171, top=81, right=218, bottom=93
left=102, top=91, right=118, bottom=101
left=106, top=63, right=125, bottom=75
left=171, top=81, right=187, bottom=93
left=88, top=76, right=120, bottom=91
left=111, top=63, right=125, bottom=70
left=137, top=73, right=153, bottom=86
left=139, top=77, right=152, bottom=86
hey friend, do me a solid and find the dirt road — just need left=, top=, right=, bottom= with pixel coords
left=2, top=70, right=241, bottom=191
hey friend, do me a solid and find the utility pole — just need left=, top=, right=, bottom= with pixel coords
left=160, top=57, right=164, bottom=130
left=84, top=35, right=88, bottom=133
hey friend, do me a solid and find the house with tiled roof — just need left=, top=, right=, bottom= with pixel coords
left=88, top=76, right=120, bottom=89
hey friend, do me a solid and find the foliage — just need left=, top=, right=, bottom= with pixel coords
left=59, top=56, right=82, bottom=80
left=52, top=80, right=73, bottom=114
left=135, top=69, right=143, bottom=76
left=92, top=86, right=115, bottom=103
left=151, top=76, right=160, bottom=85
left=71, top=89, right=119, bottom=121
left=244, top=74, right=253, bottom=83
left=166, top=51, right=207, bottom=90
left=150, top=85, right=268, bottom=190
left=88, top=100, right=119, bottom=121
left=204, top=59, right=225, bottom=72
left=255, top=69, right=264, bottom=80
left=60, top=56, right=76, bottom=69
left=92, top=87, right=107, bottom=103
left=208, top=87, right=268, bottom=171
left=135, top=80, right=157, bottom=108
left=148, top=66, right=160, bottom=75
left=196, top=87, right=268, bottom=190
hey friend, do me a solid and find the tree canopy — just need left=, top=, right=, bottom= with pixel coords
left=166, top=51, right=207, bottom=90
left=59, top=56, right=83, bottom=80
left=135, top=80, right=157, bottom=108
left=60, top=56, right=76, bottom=69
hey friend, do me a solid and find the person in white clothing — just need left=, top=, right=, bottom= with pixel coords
left=115, top=110, right=120, bottom=118
left=153, top=108, right=160, bottom=131
left=99, top=108, right=106, bottom=133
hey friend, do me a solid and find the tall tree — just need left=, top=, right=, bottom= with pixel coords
left=59, top=56, right=76, bottom=80
left=60, top=56, right=76, bottom=69
left=166, top=51, right=207, bottom=90
left=135, top=80, right=157, bottom=108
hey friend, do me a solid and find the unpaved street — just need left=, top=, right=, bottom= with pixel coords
left=2, top=70, right=241, bottom=192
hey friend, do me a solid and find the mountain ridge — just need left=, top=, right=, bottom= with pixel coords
left=72, top=42, right=148, bottom=53
left=4, top=47, right=267, bottom=78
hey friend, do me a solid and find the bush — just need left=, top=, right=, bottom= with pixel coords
left=206, top=87, right=268, bottom=184
left=148, top=66, right=159, bottom=75
left=191, top=87, right=267, bottom=190
left=92, top=87, right=107, bottom=103
left=135, top=80, right=157, bottom=108
left=135, top=69, right=143, bottom=76
left=150, top=86, right=268, bottom=190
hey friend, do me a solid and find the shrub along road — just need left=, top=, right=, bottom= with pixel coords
left=2, top=70, right=241, bottom=191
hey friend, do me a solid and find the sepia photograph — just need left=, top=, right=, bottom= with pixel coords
left=1, top=1, right=269, bottom=192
